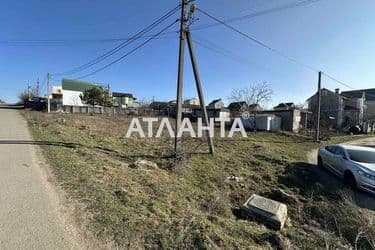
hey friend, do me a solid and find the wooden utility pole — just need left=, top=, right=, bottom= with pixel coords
left=174, top=1, right=214, bottom=154
left=47, top=73, right=51, bottom=113
left=315, top=71, right=322, bottom=142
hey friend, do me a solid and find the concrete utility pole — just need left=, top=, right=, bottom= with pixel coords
left=47, top=73, right=51, bottom=113
left=175, top=0, right=187, bottom=154
left=174, top=0, right=214, bottom=154
left=36, top=78, right=40, bottom=97
left=315, top=71, right=322, bottom=142
left=27, top=83, right=31, bottom=101
left=186, top=30, right=214, bottom=154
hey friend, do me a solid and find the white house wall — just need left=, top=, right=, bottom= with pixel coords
left=62, top=90, right=84, bottom=106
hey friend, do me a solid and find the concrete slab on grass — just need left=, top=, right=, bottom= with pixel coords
left=243, top=194, right=288, bottom=230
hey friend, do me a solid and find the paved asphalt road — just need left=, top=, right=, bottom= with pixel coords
left=308, top=136, right=375, bottom=211
left=0, top=109, right=80, bottom=249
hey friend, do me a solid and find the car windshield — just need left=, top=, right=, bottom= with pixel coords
left=347, top=149, right=375, bottom=163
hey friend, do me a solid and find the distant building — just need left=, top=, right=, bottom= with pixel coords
left=248, top=103, right=262, bottom=112
left=273, top=102, right=295, bottom=111
left=60, top=78, right=100, bottom=106
left=51, top=79, right=136, bottom=110
left=228, top=101, right=248, bottom=112
left=228, top=101, right=248, bottom=118
left=192, top=107, right=231, bottom=120
left=112, top=92, right=136, bottom=108
left=341, top=88, right=375, bottom=122
left=306, top=88, right=365, bottom=128
left=208, top=99, right=225, bottom=109
left=184, top=98, right=200, bottom=106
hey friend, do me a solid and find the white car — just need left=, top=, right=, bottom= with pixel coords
left=318, top=144, right=375, bottom=195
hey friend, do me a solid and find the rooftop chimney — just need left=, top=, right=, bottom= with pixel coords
left=335, top=88, right=340, bottom=94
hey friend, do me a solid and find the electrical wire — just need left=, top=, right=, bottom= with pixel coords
left=192, top=0, right=322, bottom=31
left=52, top=5, right=180, bottom=76
left=0, top=35, right=178, bottom=46
left=197, top=8, right=320, bottom=73
left=197, top=7, right=375, bottom=102
left=0, top=0, right=321, bottom=46
left=74, top=20, right=178, bottom=80
left=192, top=36, right=274, bottom=73
left=323, top=73, right=375, bottom=100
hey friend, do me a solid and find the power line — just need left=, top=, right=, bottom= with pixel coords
left=197, top=8, right=320, bottom=73
left=0, top=0, right=321, bottom=46
left=52, top=5, right=180, bottom=76
left=323, top=73, right=355, bottom=90
left=323, top=73, right=375, bottom=100
left=0, top=35, right=178, bottom=46
left=192, top=0, right=322, bottom=31
left=74, top=20, right=178, bottom=80
left=192, top=36, right=274, bottom=73
left=197, top=7, right=375, bottom=101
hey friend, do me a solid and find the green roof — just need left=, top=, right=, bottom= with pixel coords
left=62, top=78, right=99, bottom=92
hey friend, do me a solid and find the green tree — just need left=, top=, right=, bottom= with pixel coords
left=81, top=86, right=104, bottom=106
left=102, top=88, right=113, bottom=107
left=80, top=86, right=113, bottom=107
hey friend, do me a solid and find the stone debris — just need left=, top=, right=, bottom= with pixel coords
left=130, top=159, right=158, bottom=170
left=227, top=176, right=243, bottom=182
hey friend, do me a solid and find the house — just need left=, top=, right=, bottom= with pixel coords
left=56, top=78, right=101, bottom=106
left=273, top=102, right=295, bottom=111
left=227, top=101, right=248, bottom=118
left=341, top=88, right=375, bottom=122
left=189, top=98, right=230, bottom=120
left=150, top=101, right=171, bottom=115
left=184, top=98, right=200, bottom=106
left=306, top=88, right=364, bottom=129
left=112, top=92, right=136, bottom=108
left=192, top=107, right=231, bottom=120
left=208, top=99, right=225, bottom=109
left=228, top=101, right=248, bottom=112
left=248, top=103, right=262, bottom=112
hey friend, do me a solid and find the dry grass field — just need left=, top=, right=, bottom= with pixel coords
left=25, top=111, right=375, bottom=249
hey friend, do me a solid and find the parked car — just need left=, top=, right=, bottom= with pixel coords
left=346, top=125, right=362, bottom=135
left=318, top=144, right=375, bottom=194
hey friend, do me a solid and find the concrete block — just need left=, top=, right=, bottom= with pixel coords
left=243, top=194, right=288, bottom=230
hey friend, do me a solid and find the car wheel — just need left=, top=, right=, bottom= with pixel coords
left=317, top=156, right=323, bottom=168
left=344, top=171, right=357, bottom=190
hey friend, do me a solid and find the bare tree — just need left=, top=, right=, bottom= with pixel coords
left=137, top=98, right=152, bottom=107
left=228, top=82, right=273, bottom=131
left=18, top=91, right=33, bottom=105
left=228, top=82, right=273, bottom=108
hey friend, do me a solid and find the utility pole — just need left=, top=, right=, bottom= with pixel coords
left=27, top=82, right=31, bottom=101
left=186, top=30, right=214, bottom=154
left=315, top=71, right=322, bottom=142
left=174, top=0, right=187, bottom=154
left=47, top=73, right=51, bottom=113
left=36, top=78, right=40, bottom=97
left=174, top=1, right=215, bottom=154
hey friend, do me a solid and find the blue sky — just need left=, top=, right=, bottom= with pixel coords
left=1, top=0, right=375, bottom=106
